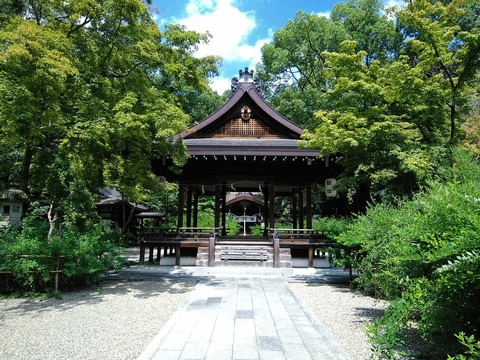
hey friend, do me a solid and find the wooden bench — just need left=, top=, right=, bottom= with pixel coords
left=220, top=247, right=268, bottom=262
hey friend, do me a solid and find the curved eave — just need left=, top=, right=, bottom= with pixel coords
left=184, top=138, right=321, bottom=157
left=226, top=194, right=264, bottom=208
left=177, top=83, right=304, bottom=139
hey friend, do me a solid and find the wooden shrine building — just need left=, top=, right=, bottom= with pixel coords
left=144, top=68, right=341, bottom=268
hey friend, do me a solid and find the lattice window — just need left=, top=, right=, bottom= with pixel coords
left=214, top=117, right=281, bottom=137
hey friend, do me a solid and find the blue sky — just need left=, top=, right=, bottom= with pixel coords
left=152, top=0, right=403, bottom=94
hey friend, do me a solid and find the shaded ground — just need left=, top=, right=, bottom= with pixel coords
left=0, top=278, right=196, bottom=360
left=0, top=249, right=388, bottom=360
left=289, top=281, right=389, bottom=360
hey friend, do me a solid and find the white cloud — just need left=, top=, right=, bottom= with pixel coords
left=384, top=0, right=405, bottom=9
left=383, top=0, right=406, bottom=19
left=316, top=11, right=331, bottom=19
left=173, top=0, right=272, bottom=94
left=209, top=76, right=232, bottom=94
left=177, top=0, right=259, bottom=61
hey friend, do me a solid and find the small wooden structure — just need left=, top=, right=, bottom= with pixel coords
left=147, top=69, right=342, bottom=267
left=96, top=188, right=165, bottom=234
left=0, top=189, right=27, bottom=228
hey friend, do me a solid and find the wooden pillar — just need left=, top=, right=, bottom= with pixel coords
left=292, top=193, right=298, bottom=229
left=175, top=244, right=181, bottom=266
left=298, top=189, right=304, bottom=230
left=308, top=247, right=314, bottom=268
left=186, top=187, right=192, bottom=228
left=177, top=184, right=185, bottom=228
left=214, top=184, right=221, bottom=229
left=306, top=185, right=312, bottom=229
left=193, top=192, right=199, bottom=227
left=221, top=183, right=227, bottom=236
left=148, top=246, right=154, bottom=263
left=263, top=185, right=269, bottom=236
left=269, top=184, right=275, bottom=232
left=139, top=243, right=146, bottom=266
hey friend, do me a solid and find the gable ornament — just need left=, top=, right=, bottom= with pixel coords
left=240, top=105, right=252, bottom=121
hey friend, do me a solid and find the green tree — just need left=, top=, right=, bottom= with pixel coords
left=180, top=86, right=228, bottom=124
left=339, top=149, right=480, bottom=358
left=0, top=18, right=78, bottom=197
left=397, top=0, right=480, bottom=141
left=331, top=0, right=402, bottom=65
left=258, top=0, right=401, bottom=130
left=0, top=0, right=220, bottom=230
left=303, top=41, right=450, bottom=200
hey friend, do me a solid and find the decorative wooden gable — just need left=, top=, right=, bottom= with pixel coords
left=213, top=105, right=282, bottom=138
left=178, top=68, right=304, bottom=141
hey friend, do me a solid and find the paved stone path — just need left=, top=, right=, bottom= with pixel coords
left=137, top=276, right=350, bottom=360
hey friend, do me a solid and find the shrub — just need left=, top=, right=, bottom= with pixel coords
left=339, top=149, right=480, bottom=358
left=0, top=220, right=124, bottom=294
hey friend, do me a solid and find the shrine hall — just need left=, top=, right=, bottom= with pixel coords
left=141, top=68, right=342, bottom=268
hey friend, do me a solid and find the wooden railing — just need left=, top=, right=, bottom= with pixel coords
left=1, top=255, right=66, bottom=291
left=272, top=228, right=329, bottom=243
left=137, top=227, right=221, bottom=266
left=269, top=228, right=336, bottom=268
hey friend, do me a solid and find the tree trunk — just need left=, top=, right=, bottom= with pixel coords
left=20, top=146, right=34, bottom=197
left=47, top=203, right=58, bottom=241
left=450, top=102, right=456, bottom=142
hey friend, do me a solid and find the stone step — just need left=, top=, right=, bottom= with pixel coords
left=195, top=244, right=292, bottom=268
left=213, top=260, right=274, bottom=267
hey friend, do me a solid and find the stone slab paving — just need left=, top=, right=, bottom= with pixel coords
left=137, top=275, right=350, bottom=360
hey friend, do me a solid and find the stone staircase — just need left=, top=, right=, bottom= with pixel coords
left=196, top=239, right=292, bottom=268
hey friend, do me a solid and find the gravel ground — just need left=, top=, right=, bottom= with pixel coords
left=0, top=278, right=197, bottom=360
left=289, top=281, right=389, bottom=360
left=0, top=271, right=388, bottom=360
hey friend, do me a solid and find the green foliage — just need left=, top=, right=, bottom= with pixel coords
left=397, top=0, right=480, bottom=140
left=190, top=199, right=241, bottom=235
left=225, top=214, right=241, bottom=236
left=0, top=0, right=219, bottom=225
left=448, top=333, right=480, bottom=360
left=302, top=40, right=451, bottom=200
left=180, top=87, right=228, bottom=124
left=259, top=0, right=480, bottom=203
left=312, top=216, right=351, bottom=239
left=0, top=220, right=124, bottom=294
left=331, top=0, right=402, bottom=65
left=339, top=149, right=480, bottom=358
left=250, top=224, right=264, bottom=236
